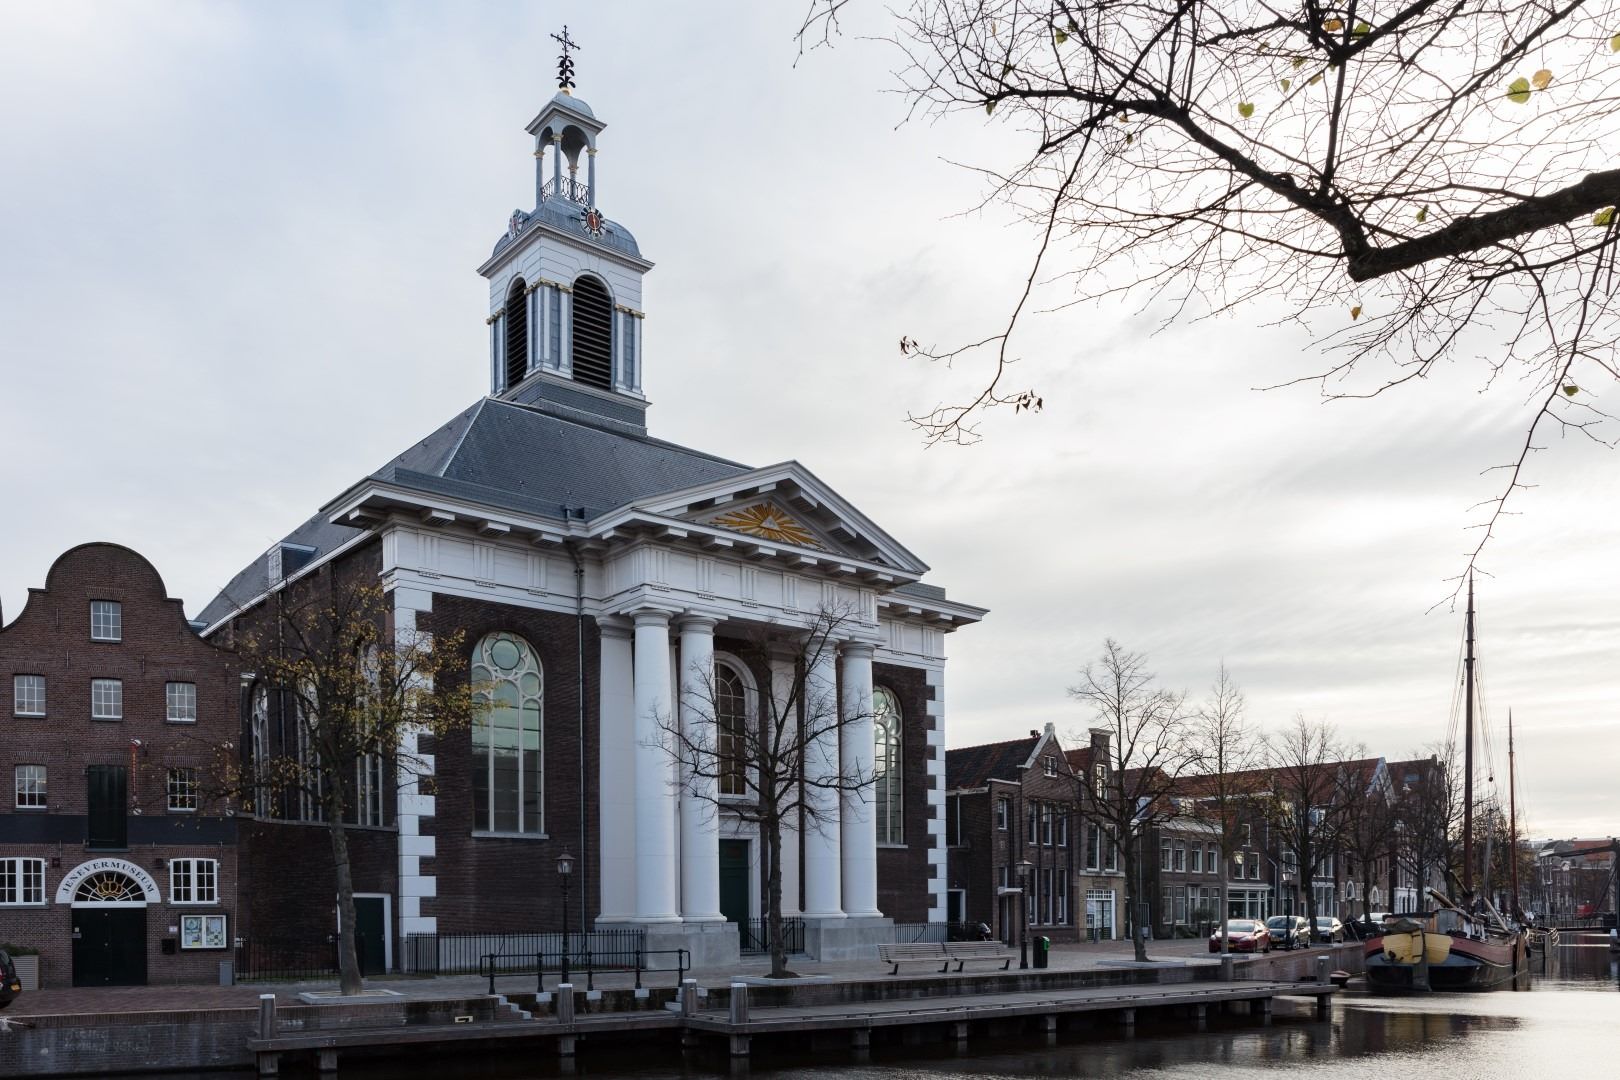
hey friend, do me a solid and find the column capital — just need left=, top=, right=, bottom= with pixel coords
left=675, top=613, right=719, bottom=634
left=623, top=604, right=681, bottom=629
left=598, top=615, right=634, bottom=641
left=839, top=640, right=878, bottom=660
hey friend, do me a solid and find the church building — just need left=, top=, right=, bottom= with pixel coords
left=197, top=76, right=985, bottom=966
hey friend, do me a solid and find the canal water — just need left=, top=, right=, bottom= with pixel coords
left=133, top=942, right=1620, bottom=1079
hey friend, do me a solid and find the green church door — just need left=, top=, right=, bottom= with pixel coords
left=719, top=839, right=751, bottom=936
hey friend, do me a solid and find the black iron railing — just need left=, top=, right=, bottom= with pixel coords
left=893, top=921, right=951, bottom=944
left=737, top=917, right=805, bottom=956
left=543, top=176, right=590, bottom=204
left=479, top=947, right=689, bottom=993
left=234, top=936, right=339, bottom=982
left=403, top=928, right=646, bottom=975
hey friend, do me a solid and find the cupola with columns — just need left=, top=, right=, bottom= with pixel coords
left=477, top=28, right=653, bottom=435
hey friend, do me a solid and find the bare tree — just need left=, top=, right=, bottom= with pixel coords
left=659, top=607, right=877, bottom=979
left=1335, top=749, right=1397, bottom=923
left=1266, top=713, right=1343, bottom=931
left=1393, top=745, right=1461, bottom=909
left=803, top=0, right=1620, bottom=576
left=1068, top=639, right=1194, bottom=962
left=216, top=580, right=478, bottom=995
left=1186, top=663, right=1267, bottom=953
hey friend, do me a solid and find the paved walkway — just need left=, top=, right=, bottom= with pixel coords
left=2, top=937, right=1290, bottom=1020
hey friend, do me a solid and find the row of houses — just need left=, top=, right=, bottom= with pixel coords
left=944, top=726, right=1448, bottom=943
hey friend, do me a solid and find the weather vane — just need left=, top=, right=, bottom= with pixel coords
left=552, top=25, right=580, bottom=92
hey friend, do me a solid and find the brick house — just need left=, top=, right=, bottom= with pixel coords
left=194, top=83, right=984, bottom=968
left=1145, top=814, right=1225, bottom=937
left=944, top=724, right=1093, bottom=943
left=0, top=543, right=241, bottom=987
left=1063, top=734, right=1126, bottom=941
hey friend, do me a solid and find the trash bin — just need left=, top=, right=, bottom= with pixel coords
left=1033, top=935, right=1051, bottom=969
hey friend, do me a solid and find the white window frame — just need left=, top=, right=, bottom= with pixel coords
left=13, top=674, right=46, bottom=717
left=996, top=795, right=1009, bottom=830
left=90, top=600, right=122, bottom=641
left=167, top=766, right=199, bottom=813
left=166, top=681, right=198, bottom=723
left=0, top=856, right=47, bottom=905
left=1043, top=755, right=1057, bottom=777
left=91, top=678, right=123, bottom=720
left=15, top=764, right=46, bottom=810
left=169, top=858, right=219, bottom=905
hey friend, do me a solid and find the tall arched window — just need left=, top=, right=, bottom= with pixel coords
left=504, top=278, right=529, bottom=390
left=250, top=685, right=270, bottom=819
left=471, top=632, right=543, bottom=834
left=716, top=663, right=748, bottom=796
left=569, top=274, right=613, bottom=391
left=873, top=687, right=903, bottom=845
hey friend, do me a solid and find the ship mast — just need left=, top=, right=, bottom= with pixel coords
left=1508, top=710, right=1520, bottom=918
left=1463, top=571, right=1475, bottom=897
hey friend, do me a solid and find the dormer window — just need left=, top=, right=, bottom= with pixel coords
left=570, top=274, right=613, bottom=390
left=504, top=278, right=529, bottom=389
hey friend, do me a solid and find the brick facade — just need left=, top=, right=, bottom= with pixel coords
left=873, top=662, right=934, bottom=923
left=0, top=544, right=242, bottom=987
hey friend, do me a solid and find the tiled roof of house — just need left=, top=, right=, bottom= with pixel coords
left=947, top=736, right=1041, bottom=790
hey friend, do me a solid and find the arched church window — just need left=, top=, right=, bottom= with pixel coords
left=504, top=278, right=529, bottom=389
left=471, top=632, right=543, bottom=834
left=570, top=274, right=614, bottom=391
left=874, top=687, right=903, bottom=845
left=250, top=685, right=270, bottom=818
left=716, top=662, right=748, bottom=796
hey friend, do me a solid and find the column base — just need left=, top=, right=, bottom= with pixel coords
left=801, top=916, right=894, bottom=962
left=595, top=919, right=739, bottom=969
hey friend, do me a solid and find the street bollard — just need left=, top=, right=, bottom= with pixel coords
left=681, top=978, right=699, bottom=1018
left=1220, top=955, right=1235, bottom=982
left=258, top=994, right=276, bottom=1040
left=729, top=981, right=749, bottom=1025
left=1315, top=955, right=1330, bottom=984
left=556, top=983, right=576, bottom=1026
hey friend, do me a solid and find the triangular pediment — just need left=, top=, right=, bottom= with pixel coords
left=620, top=462, right=930, bottom=575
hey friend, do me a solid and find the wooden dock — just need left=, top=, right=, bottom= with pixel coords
left=247, top=976, right=1337, bottom=1074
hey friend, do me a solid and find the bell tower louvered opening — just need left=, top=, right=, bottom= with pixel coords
left=504, top=278, right=529, bottom=390
left=570, top=275, right=613, bottom=391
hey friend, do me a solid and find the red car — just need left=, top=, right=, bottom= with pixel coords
left=1208, top=919, right=1272, bottom=953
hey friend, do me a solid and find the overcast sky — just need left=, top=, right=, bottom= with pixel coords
left=2, top=2, right=1615, bottom=839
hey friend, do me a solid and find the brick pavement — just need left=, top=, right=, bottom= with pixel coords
left=1, top=936, right=1243, bottom=1021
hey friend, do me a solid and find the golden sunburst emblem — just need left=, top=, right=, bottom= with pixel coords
left=710, top=504, right=822, bottom=549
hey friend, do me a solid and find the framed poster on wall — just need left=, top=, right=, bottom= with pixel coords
left=180, top=914, right=228, bottom=950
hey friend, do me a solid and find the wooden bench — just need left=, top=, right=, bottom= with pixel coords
left=942, top=941, right=1013, bottom=971
left=877, top=942, right=948, bottom=974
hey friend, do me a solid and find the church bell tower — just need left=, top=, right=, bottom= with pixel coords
left=476, top=27, right=654, bottom=435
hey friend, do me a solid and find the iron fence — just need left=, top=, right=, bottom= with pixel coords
left=479, top=947, right=689, bottom=993
left=403, top=928, right=647, bottom=975
left=892, top=921, right=950, bottom=944
left=233, top=936, right=339, bottom=982
left=737, top=917, right=805, bottom=956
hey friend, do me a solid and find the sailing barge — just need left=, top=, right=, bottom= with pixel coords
left=1363, top=574, right=1529, bottom=993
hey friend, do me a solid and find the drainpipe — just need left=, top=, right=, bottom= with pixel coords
left=566, top=538, right=588, bottom=935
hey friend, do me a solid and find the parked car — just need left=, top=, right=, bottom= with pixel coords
left=1265, top=915, right=1310, bottom=950
left=0, top=950, right=20, bottom=1010
left=1313, top=916, right=1345, bottom=943
left=1209, top=919, right=1272, bottom=953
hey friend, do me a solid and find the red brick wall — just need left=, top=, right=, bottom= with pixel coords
left=874, top=663, right=934, bottom=922
left=418, top=596, right=598, bottom=932
left=0, top=543, right=243, bottom=986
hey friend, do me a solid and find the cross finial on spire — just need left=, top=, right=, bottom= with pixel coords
left=552, top=25, right=580, bottom=93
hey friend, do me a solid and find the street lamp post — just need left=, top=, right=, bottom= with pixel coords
left=557, top=851, right=574, bottom=985
left=1016, top=859, right=1034, bottom=970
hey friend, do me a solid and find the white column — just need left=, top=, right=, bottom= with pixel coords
left=597, top=619, right=636, bottom=921
left=632, top=609, right=680, bottom=921
left=678, top=616, right=723, bottom=922
left=769, top=648, right=801, bottom=916
left=839, top=642, right=880, bottom=917
left=801, top=638, right=843, bottom=918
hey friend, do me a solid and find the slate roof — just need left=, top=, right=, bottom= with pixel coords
left=196, top=396, right=749, bottom=627
left=946, top=736, right=1040, bottom=790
